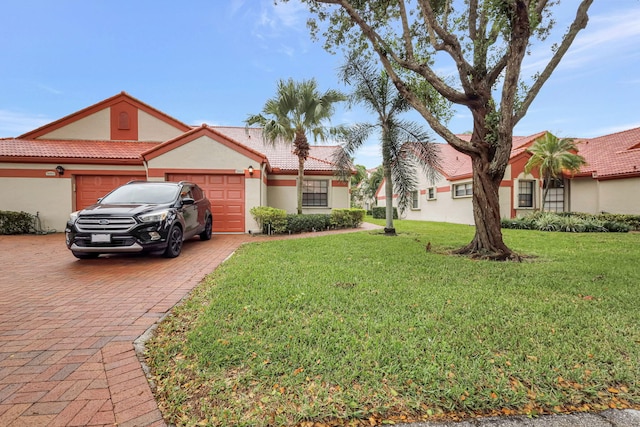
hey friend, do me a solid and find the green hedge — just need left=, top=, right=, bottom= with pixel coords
left=251, top=207, right=365, bottom=235
left=287, top=214, right=331, bottom=233
left=250, top=206, right=288, bottom=235
left=331, top=208, right=365, bottom=229
left=501, top=212, right=633, bottom=233
left=0, top=211, right=34, bottom=235
left=371, top=206, right=398, bottom=219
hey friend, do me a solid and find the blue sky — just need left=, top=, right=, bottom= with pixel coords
left=1, top=0, right=639, bottom=169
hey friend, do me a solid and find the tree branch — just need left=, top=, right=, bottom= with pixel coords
left=514, top=0, right=594, bottom=124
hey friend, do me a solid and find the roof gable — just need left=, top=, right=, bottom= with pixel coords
left=19, top=92, right=192, bottom=140
left=142, top=125, right=268, bottom=165
left=212, top=126, right=343, bottom=173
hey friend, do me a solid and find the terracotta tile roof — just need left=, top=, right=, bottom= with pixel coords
left=575, top=127, right=640, bottom=179
left=212, top=126, right=343, bottom=172
left=0, top=138, right=157, bottom=162
left=432, top=132, right=546, bottom=179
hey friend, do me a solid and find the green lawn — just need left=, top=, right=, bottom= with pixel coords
left=145, top=220, right=640, bottom=426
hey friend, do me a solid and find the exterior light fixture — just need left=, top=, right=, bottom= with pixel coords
left=248, top=165, right=254, bottom=176
left=56, top=165, right=65, bottom=176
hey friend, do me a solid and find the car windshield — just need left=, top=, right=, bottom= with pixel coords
left=100, top=184, right=180, bottom=204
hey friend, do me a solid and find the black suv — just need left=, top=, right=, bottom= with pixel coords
left=65, top=181, right=212, bottom=259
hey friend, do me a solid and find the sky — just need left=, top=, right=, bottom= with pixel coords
left=1, top=0, right=639, bottom=169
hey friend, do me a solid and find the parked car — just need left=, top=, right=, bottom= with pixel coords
left=65, top=181, right=212, bottom=259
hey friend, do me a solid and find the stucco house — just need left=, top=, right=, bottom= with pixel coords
left=377, top=128, right=640, bottom=224
left=0, top=92, right=351, bottom=233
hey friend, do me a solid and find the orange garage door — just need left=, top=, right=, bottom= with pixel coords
left=168, top=174, right=245, bottom=233
left=75, top=175, right=144, bottom=210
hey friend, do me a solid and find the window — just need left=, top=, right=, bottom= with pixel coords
left=427, top=187, right=436, bottom=200
left=544, top=178, right=565, bottom=212
left=411, top=190, right=419, bottom=209
left=453, top=182, right=472, bottom=198
left=302, top=180, right=328, bottom=207
left=518, top=180, right=535, bottom=208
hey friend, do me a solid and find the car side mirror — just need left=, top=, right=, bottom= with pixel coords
left=182, top=197, right=195, bottom=205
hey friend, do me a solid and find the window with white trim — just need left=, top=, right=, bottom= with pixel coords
left=427, top=187, right=436, bottom=200
left=302, top=180, right=328, bottom=207
left=518, top=180, right=535, bottom=208
left=410, top=190, right=419, bottom=209
left=453, top=182, right=472, bottom=198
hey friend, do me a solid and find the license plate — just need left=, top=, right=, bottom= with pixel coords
left=91, top=233, right=111, bottom=243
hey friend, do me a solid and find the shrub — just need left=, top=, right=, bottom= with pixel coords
left=0, top=211, right=34, bottom=235
left=286, top=214, right=331, bottom=233
left=250, top=206, right=287, bottom=235
left=502, top=211, right=630, bottom=233
left=502, top=216, right=535, bottom=230
left=372, top=206, right=398, bottom=219
left=331, top=209, right=365, bottom=229
left=598, top=213, right=640, bottom=231
left=557, top=215, right=587, bottom=233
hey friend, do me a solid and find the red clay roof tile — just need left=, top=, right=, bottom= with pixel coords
left=0, top=138, right=157, bottom=162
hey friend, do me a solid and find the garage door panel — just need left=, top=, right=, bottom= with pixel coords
left=168, top=173, right=245, bottom=233
left=76, top=175, right=142, bottom=210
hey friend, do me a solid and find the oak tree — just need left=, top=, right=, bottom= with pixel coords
left=292, top=0, right=594, bottom=259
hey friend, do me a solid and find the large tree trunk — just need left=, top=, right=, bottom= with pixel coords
left=453, top=155, right=519, bottom=261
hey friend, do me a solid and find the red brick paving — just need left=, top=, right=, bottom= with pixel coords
left=0, top=224, right=379, bottom=426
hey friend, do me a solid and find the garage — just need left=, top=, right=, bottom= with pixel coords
left=76, top=174, right=144, bottom=210
left=168, top=173, right=245, bottom=233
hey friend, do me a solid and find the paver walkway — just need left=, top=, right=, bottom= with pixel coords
left=0, top=225, right=380, bottom=426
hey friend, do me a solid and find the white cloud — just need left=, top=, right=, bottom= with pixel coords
left=584, top=122, right=640, bottom=138
left=524, top=5, right=640, bottom=73
left=0, top=110, right=50, bottom=136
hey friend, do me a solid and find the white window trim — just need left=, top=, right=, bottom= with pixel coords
left=410, top=190, right=420, bottom=210
left=515, top=178, right=537, bottom=209
left=452, top=182, right=473, bottom=199
left=427, top=187, right=437, bottom=201
left=302, top=179, right=330, bottom=208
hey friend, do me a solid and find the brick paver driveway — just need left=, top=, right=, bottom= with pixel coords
left=0, top=224, right=379, bottom=426
left=0, top=232, right=256, bottom=426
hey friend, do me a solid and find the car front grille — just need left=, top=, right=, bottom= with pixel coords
left=76, top=216, right=137, bottom=233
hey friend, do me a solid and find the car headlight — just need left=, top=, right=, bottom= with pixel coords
left=139, top=210, right=169, bottom=223
left=69, top=211, right=79, bottom=223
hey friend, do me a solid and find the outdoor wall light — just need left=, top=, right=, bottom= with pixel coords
left=248, top=165, right=254, bottom=176
left=56, top=165, right=65, bottom=176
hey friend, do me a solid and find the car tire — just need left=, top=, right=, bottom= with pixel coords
left=163, top=225, right=183, bottom=258
left=72, top=252, right=100, bottom=259
left=200, top=216, right=212, bottom=241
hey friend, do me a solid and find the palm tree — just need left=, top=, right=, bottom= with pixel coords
left=246, top=78, right=346, bottom=214
left=525, top=133, right=587, bottom=211
left=334, top=54, right=439, bottom=235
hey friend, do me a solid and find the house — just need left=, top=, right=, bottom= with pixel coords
left=376, top=128, right=640, bottom=224
left=0, top=92, right=351, bottom=232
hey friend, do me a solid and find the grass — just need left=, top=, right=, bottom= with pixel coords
left=144, top=219, right=640, bottom=426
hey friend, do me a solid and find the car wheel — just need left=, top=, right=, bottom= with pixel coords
left=163, top=225, right=183, bottom=258
left=72, top=252, right=100, bottom=259
left=200, top=216, right=212, bottom=241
